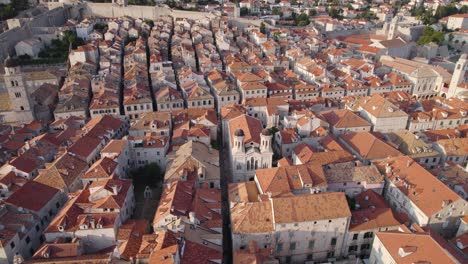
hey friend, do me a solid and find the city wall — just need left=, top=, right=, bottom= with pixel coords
left=0, top=2, right=258, bottom=61
left=82, top=3, right=217, bottom=21
left=0, top=6, right=71, bottom=60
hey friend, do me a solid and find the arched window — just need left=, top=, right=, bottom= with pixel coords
left=250, top=157, right=254, bottom=170
left=246, top=160, right=250, bottom=171
left=14, top=81, right=18, bottom=86
left=11, top=81, right=15, bottom=87
left=254, top=160, right=258, bottom=170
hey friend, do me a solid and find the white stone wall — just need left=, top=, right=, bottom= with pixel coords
left=130, top=144, right=168, bottom=171
left=447, top=16, right=468, bottom=30
left=385, top=180, right=430, bottom=227
left=15, top=41, right=42, bottom=58
left=0, top=233, right=20, bottom=264
left=409, top=75, right=443, bottom=98
left=332, top=126, right=371, bottom=135
left=241, top=89, right=267, bottom=104
left=360, top=110, right=408, bottom=133
left=54, top=110, right=87, bottom=120
left=187, top=98, right=214, bottom=109
left=273, top=217, right=349, bottom=263
left=124, top=103, right=152, bottom=120
left=368, top=235, right=395, bottom=264
left=428, top=199, right=467, bottom=237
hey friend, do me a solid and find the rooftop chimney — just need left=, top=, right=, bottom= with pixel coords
left=248, top=240, right=258, bottom=254
left=111, top=185, right=119, bottom=195
left=406, top=159, right=412, bottom=168
left=89, top=218, right=96, bottom=229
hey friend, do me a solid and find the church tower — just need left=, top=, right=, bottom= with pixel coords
left=448, top=54, right=467, bottom=98
left=3, top=57, right=35, bottom=124
left=232, top=128, right=245, bottom=154
left=260, top=128, right=272, bottom=153
left=387, top=16, right=399, bottom=40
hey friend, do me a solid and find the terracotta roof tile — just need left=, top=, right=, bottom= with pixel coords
left=375, top=156, right=463, bottom=216
left=272, top=192, right=351, bottom=223
left=255, top=163, right=327, bottom=196
left=321, top=109, right=371, bottom=129
left=180, top=240, right=222, bottom=264
left=6, top=181, right=59, bottom=212
left=375, top=231, right=458, bottom=264
left=228, top=115, right=263, bottom=145
left=230, top=201, right=274, bottom=233
left=340, top=132, right=403, bottom=161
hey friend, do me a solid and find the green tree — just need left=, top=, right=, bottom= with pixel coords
left=260, top=22, right=266, bottom=34
left=411, top=5, right=426, bottom=17
left=273, top=31, right=281, bottom=41
left=328, top=7, right=343, bottom=20
left=0, top=4, right=15, bottom=21
left=272, top=8, right=283, bottom=16
left=297, top=20, right=309, bottom=26
left=417, top=26, right=444, bottom=45
left=460, top=5, right=468, bottom=14
left=166, top=0, right=177, bottom=8
left=413, top=6, right=438, bottom=24
left=356, top=9, right=377, bottom=20
left=435, top=4, right=458, bottom=18
left=93, top=22, right=107, bottom=33
left=144, top=19, right=154, bottom=28
left=63, top=30, right=85, bottom=49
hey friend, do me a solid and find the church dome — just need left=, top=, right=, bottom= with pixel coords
left=261, top=128, right=272, bottom=136
left=4, top=56, right=19, bottom=68
left=234, top=128, right=245, bottom=137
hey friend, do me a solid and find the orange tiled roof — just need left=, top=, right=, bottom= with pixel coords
left=375, top=231, right=458, bottom=264
left=272, top=192, right=351, bottom=223
left=6, top=181, right=59, bottom=212
left=375, top=156, right=463, bottom=217
left=340, top=132, right=403, bottom=161
left=321, top=109, right=371, bottom=129
left=228, top=114, right=263, bottom=145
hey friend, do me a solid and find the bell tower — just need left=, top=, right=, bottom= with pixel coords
left=260, top=128, right=272, bottom=153
left=233, top=128, right=245, bottom=153
left=387, top=15, right=400, bottom=40
left=448, top=54, right=467, bottom=98
left=3, top=57, right=35, bottom=124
